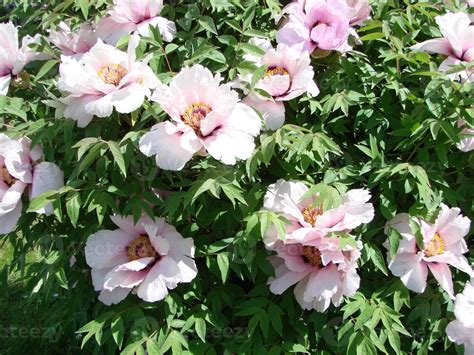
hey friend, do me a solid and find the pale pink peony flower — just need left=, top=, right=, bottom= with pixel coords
left=262, top=179, right=373, bottom=311
left=240, top=38, right=319, bottom=130
left=457, top=119, right=474, bottom=152
left=276, top=0, right=352, bottom=53
left=262, top=180, right=374, bottom=246
left=85, top=215, right=197, bottom=305
left=276, top=0, right=370, bottom=26
left=48, top=21, right=98, bottom=57
left=411, top=12, right=474, bottom=82
left=0, top=133, right=64, bottom=234
left=384, top=207, right=473, bottom=299
left=58, top=35, right=159, bottom=128
left=345, top=0, right=371, bottom=26
left=97, top=0, right=176, bottom=46
left=139, top=64, right=262, bottom=170
left=446, top=277, right=474, bottom=354
left=267, top=234, right=362, bottom=312
left=0, top=22, right=49, bottom=95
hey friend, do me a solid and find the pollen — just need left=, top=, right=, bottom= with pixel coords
left=181, top=102, right=212, bottom=133
left=264, top=66, right=289, bottom=77
left=424, top=233, right=445, bottom=257
left=302, top=246, right=322, bottom=267
left=127, top=235, right=158, bottom=261
left=98, top=63, right=128, bottom=86
left=302, top=205, right=323, bottom=226
left=0, top=167, right=16, bottom=186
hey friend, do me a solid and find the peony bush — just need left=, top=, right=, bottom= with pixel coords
left=0, top=0, right=473, bottom=353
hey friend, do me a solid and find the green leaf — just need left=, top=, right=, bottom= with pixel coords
left=27, top=190, right=58, bottom=212
left=221, top=184, right=247, bottom=207
left=78, top=142, right=105, bottom=173
left=145, top=338, right=160, bottom=354
left=161, top=330, right=184, bottom=354
left=77, top=312, right=113, bottom=349
left=240, top=43, right=266, bottom=56
left=199, top=16, right=218, bottom=34
left=337, top=233, right=358, bottom=249
left=217, top=252, right=230, bottom=283
left=107, top=140, right=127, bottom=177
left=66, top=193, right=81, bottom=227
left=250, top=64, right=268, bottom=88
left=54, top=268, right=68, bottom=289
left=366, top=243, right=388, bottom=275
left=206, top=49, right=227, bottom=64
left=76, top=0, right=89, bottom=19
left=111, top=316, right=124, bottom=350
left=387, top=228, right=402, bottom=258
left=409, top=218, right=424, bottom=250
left=121, top=341, right=145, bottom=355
left=195, top=318, right=207, bottom=342
left=268, top=304, right=283, bottom=336
left=304, top=183, right=342, bottom=211
left=26, top=186, right=75, bottom=213
left=354, top=305, right=375, bottom=330
left=73, top=137, right=100, bottom=160
left=258, top=310, right=269, bottom=337
left=34, top=59, right=58, bottom=80
left=359, top=32, right=385, bottom=41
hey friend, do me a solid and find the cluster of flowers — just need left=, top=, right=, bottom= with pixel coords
left=0, top=0, right=473, bottom=350
left=0, top=134, right=63, bottom=233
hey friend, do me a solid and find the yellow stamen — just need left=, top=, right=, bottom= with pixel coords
left=98, top=64, right=128, bottom=86
left=424, top=233, right=445, bottom=257
left=302, top=246, right=322, bottom=267
left=181, top=102, right=212, bottom=133
left=0, top=167, right=15, bottom=186
left=302, top=205, right=323, bottom=226
left=264, top=66, right=289, bottom=77
left=127, top=235, right=158, bottom=261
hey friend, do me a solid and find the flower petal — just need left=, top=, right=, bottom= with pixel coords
left=139, top=122, right=200, bottom=171
left=388, top=252, right=428, bottom=293
left=61, top=95, right=98, bottom=128
left=110, top=84, right=148, bottom=113
left=136, top=256, right=181, bottom=302
left=98, top=287, right=131, bottom=305
left=0, top=198, right=22, bottom=234
left=110, top=214, right=146, bottom=235
left=29, top=162, right=64, bottom=215
left=303, top=264, right=340, bottom=304
left=103, top=268, right=148, bottom=290
left=435, top=204, right=471, bottom=246
left=85, top=230, right=136, bottom=269
left=202, top=103, right=261, bottom=165
left=243, top=95, right=285, bottom=131
left=0, top=181, right=26, bottom=215
left=454, top=280, right=474, bottom=328
left=411, top=38, right=452, bottom=56
left=428, top=262, right=454, bottom=299
left=0, top=75, right=11, bottom=96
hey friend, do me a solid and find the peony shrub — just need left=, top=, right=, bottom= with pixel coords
left=0, top=0, right=473, bottom=353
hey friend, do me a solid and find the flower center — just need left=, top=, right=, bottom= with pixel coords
left=264, top=66, right=289, bottom=77
left=302, top=246, right=322, bottom=267
left=181, top=102, right=212, bottom=133
left=424, top=233, right=445, bottom=257
left=0, top=167, right=16, bottom=186
left=302, top=205, right=323, bottom=226
left=127, top=235, right=159, bottom=261
left=98, top=64, right=128, bottom=86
